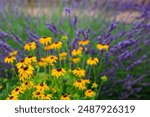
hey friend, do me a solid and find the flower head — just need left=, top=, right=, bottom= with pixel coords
left=85, top=89, right=95, bottom=97
left=97, top=44, right=109, bottom=51
left=51, top=41, right=62, bottom=50
left=87, top=57, right=99, bottom=66
left=32, top=91, right=44, bottom=100
left=24, top=42, right=36, bottom=51
left=72, top=68, right=86, bottom=78
left=101, top=75, right=108, bottom=82
left=39, top=36, right=52, bottom=45
left=61, top=35, right=68, bottom=40
left=72, top=57, right=80, bottom=64
left=59, top=52, right=67, bottom=60
left=61, top=94, right=70, bottom=100
left=78, top=39, right=89, bottom=46
left=4, top=55, right=16, bottom=64
left=51, top=68, right=66, bottom=78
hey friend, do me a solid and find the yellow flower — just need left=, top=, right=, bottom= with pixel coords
left=0, top=85, right=3, bottom=89
left=97, top=44, right=109, bottom=51
left=61, top=35, right=68, bottom=40
left=52, top=88, right=57, bottom=93
left=4, top=55, right=16, bottom=64
left=44, top=44, right=53, bottom=51
left=51, top=41, right=62, bottom=50
left=21, top=81, right=34, bottom=89
left=51, top=68, right=66, bottom=78
left=72, top=68, right=86, bottom=78
left=25, top=56, right=37, bottom=64
left=35, top=82, right=49, bottom=91
left=87, top=57, right=99, bottom=66
left=40, top=94, right=52, bottom=100
left=71, top=49, right=82, bottom=56
left=24, top=42, right=36, bottom=51
left=9, top=50, right=18, bottom=56
left=72, top=57, right=80, bottom=64
left=38, top=57, right=47, bottom=67
left=85, top=89, right=95, bottom=97
left=46, top=55, right=58, bottom=66
left=18, top=65, right=34, bottom=81
left=11, top=87, right=24, bottom=96
left=39, top=37, right=52, bottom=45
left=78, top=39, right=89, bottom=46
left=59, top=52, right=67, bottom=60
left=92, top=82, right=98, bottom=88
left=101, top=75, right=108, bottom=82
left=61, top=94, right=70, bottom=100
left=73, top=79, right=90, bottom=90
left=6, top=95, right=18, bottom=100
left=16, top=59, right=29, bottom=69
left=32, top=91, right=44, bottom=100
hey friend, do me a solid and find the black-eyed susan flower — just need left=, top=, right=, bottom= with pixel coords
left=32, top=91, right=44, bottom=100
left=97, top=44, right=109, bottom=51
left=6, top=95, right=18, bottom=100
left=87, top=57, right=99, bottom=66
left=24, top=42, right=36, bottom=51
left=9, top=50, right=18, bottom=56
left=51, top=68, right=66, bottom=78
left=4, top=55, right=16, bottom=64
left=73, top=80, right=87, bottom=90
left=38, top=57, right=47, bottom=67
left=85, top=89, right=95, bottom=97
left=51, top=41, right=62, bottom=50
left=21, top=81, right=34, bottom=89
left=92, top=82, right=98, bottom=88
left=44, top=44, right=53, bottom=51
left=101, top=75, right=108, bottom=82
left=16, top=59, right=29, bottom=69
left=25, top=56, right=37, bottom=64
left=72, top=68, right=86, bottom=78
left=61, top=35, right=68, bottom=40
left=11, top=87, right=24, bottom=96
left=35, top=82, right=49, bottom=91
left=18, top=65, right=34, bottom=80
left=59, top=52, right=67, bottom=60
left=46, top=55, right=58, bottom=65
left=78, top=39, right=89, bottom=46
left=71, top=49, right=82, bottom=56
left=41, top=94, right=52, bottom=100
left=72, top=57, right=80, bottom=64
left=61, top=94, right=70, bottom=100
left=39, top=37, right=52, bottom=45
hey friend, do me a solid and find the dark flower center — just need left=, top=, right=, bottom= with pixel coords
left=28, top=56, right=32, bottom=58
left=15, top=88, right=19, bottom=91
left=36, top=92, right=41, bottom=95
left=43, top=36, right=47, bottom=38
left=77, top=80, right=81, bottom=83
left=57, top=68, right=62, bottom=72
left=25, top=82, right=28, bottom=85
left=63, top=94, right=68, bottom=97
left=51, top=56, right=54, bottom=59
left=40, top=83, right=44, bottom=86
left=20, top=59, right=24, bottom=62
left=24, top=67, right=28, bottom=71
left=55, top=42, right=58, bottom=44
left=10, top=96, right=14, bottom=99
left=8, top=56, right=12, bottom=58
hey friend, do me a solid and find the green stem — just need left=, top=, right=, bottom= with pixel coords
left=97, top=81, right=104, bottom=99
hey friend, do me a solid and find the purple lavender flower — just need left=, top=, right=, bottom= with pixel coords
left=46, top=23, right=58, bottom=37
